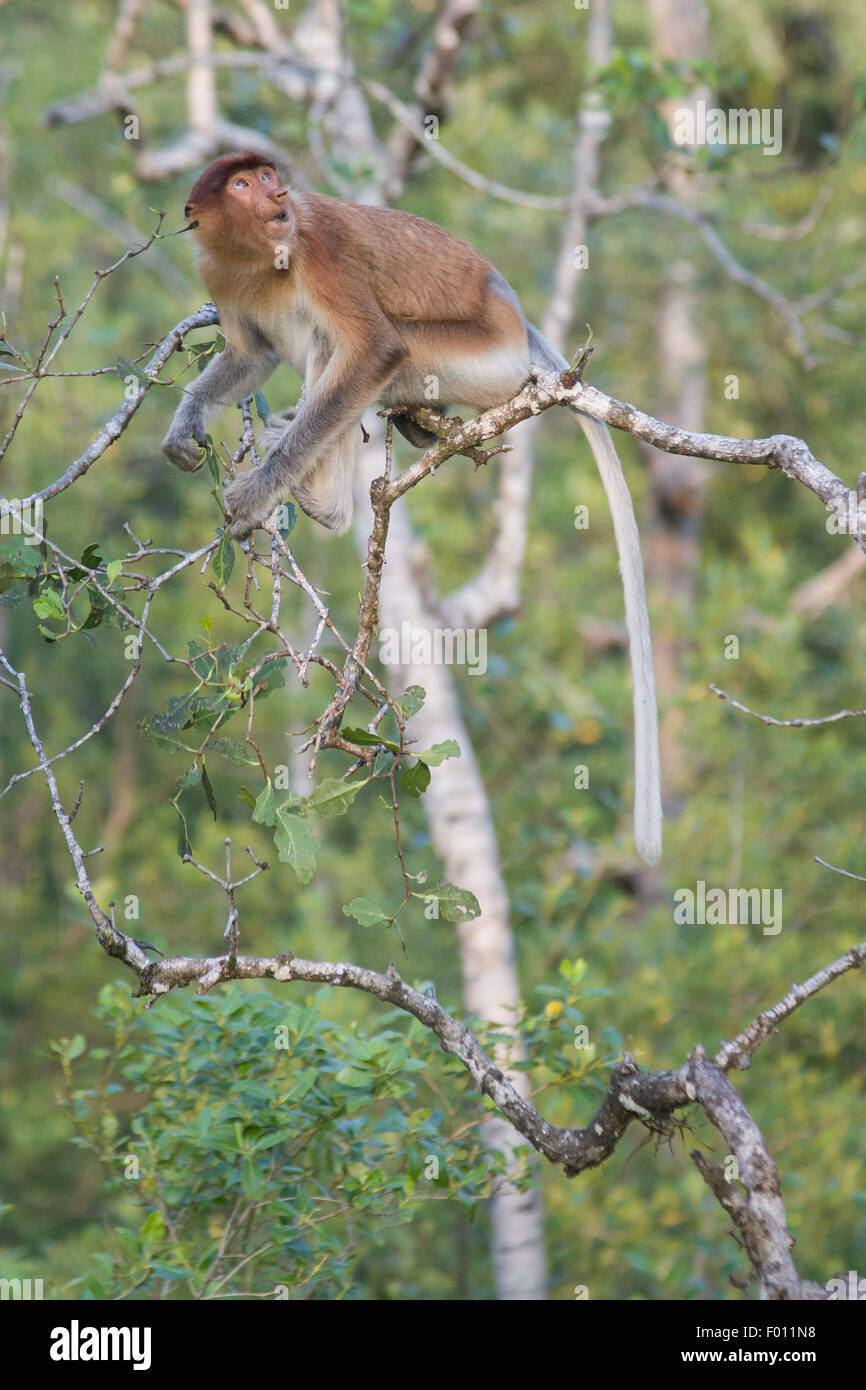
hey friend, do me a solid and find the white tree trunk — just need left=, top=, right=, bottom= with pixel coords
left=353, top=434, right=548, bottom=1300
left=645, top=0, right=712, bottom=801
left=186, top=0, right=216, bottom=140
left=294, top=0, right=549, bottom=1298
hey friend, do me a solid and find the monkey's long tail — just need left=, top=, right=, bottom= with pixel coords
left=517, top=321, right=661, bottom=861
left=524, top=321, right=662, bottom=862
left=573, top=409, right=662, bottom=865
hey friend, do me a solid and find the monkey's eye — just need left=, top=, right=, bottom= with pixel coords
left=232, top=178, right=249, bottom=190
left=260, top=170, right=272, bottom=181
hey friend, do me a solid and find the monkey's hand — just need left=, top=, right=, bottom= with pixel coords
left=224, top=466, right=278, bottom=541
left=161, top=420, right=208, bottom=472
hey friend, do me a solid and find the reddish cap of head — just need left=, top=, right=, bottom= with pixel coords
left=184, top=151, right=275, bottom=219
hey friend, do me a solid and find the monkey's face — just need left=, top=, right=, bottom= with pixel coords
left=189, top=164, right=293, bottom=253
left=226, top=165, right=290, bottom=229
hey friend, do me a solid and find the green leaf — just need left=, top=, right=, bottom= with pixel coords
left=253, top=390, right=271, bottom=423
left=79, top=543, right=104, bottom=571
left=399, top=761, right=431, bottom=798
left=342, top=727, right=400, bottom=753
left=397, top=685, right=426, bottom=718
left=188, top=640, right=243, bottom=681
left=80, top=594, right=107, bottom=630
left=33, top=588, right=65, bottom=620
left=0, top=581, right=29, bottom=608
left=343, top=898, right=389, bottom=927
left=418, top=881, right=481, bottom=923
left=283, top=1068, right=318, bottom=1101
left=141, top=679, right=238, bottom=741
left=303, top=777, right=369, bottom=819
left=204, top=737, right=255, bottom=766
left=253, top=1127, right=299, bottom=1152
left=0, top=536, right=42, bottom=575
left=105, top=558, right=123, bottom=586
left=195, top=337, right=223, bottom=372
left=241, top=1158, right=267, bottom=1200
left=201, top=762, right=218, bottom=819
left=66, top=1034, right=86, bottom=1060
left=252, top=780, right=277, bottom=827
left=273, top=807, right=318, bottom=883
left=335, top=1066, right=374, bottom=1089
left=371, top=749, right=397, bottom=778
left=141, top=726, right=199, bottom=756
left=252, top=657, right=289, bottom=700
left=415, top=740, right=459, bottom=766
left=237, top=785, right=256, bottom=810
left=115, top=357, right=153, bottom=388
left=211, top=531, right=234, bottom=590
left=140, top=1210, right=165, bottom=1244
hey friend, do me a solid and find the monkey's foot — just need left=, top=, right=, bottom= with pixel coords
left=390, top=411, right=439, bottom=448
left=256, top=409, right=297, bottom=458
left=224, top=468, right=279, bottom=540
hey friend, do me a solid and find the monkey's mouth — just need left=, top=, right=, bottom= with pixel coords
left=267, top=211, right=289, bottom=225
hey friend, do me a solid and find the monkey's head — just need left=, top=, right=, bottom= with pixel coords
left=184, top=152, right=294, bottom=254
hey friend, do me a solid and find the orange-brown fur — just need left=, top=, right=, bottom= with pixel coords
left=194, top=190, right=528, bottom=388
left=164, top=154, right=530, bottom=538
left=160, top=154, right=662, bottom=863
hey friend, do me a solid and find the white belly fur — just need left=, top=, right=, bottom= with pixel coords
left=256, top=295, right=321, bottom=378
left=383, top=342, right=530, bottom=411
left=253, top=302, right=530, bottom=411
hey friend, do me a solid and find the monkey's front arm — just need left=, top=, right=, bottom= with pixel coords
left=161, top=345, right=278, bottom=471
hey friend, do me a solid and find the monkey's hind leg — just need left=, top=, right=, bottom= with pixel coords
left=390, top=413, right=439, bottom=448
left=291, top=427, right=359, bottom=534
left=225, top=421, right=358, bottom=539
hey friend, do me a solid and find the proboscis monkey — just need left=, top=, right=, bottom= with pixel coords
left=161, top=152, right=662, bottom=863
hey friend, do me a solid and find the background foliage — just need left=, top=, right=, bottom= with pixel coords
left=0, top=0, right=864, bottom=1299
